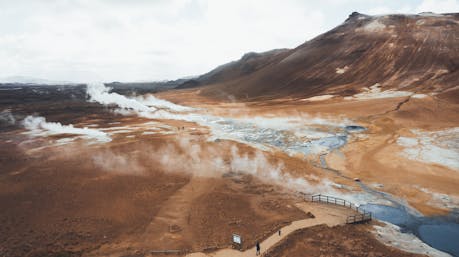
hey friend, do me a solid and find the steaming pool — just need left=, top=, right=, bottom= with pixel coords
left=206, top=118, right=362, bottom=156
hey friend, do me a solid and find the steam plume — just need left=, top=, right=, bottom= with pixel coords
left=86, top=83, right=152, bottom=112
left=86, top=83, right=192, bottom=112
left=23, top=115, right=111, bottom=142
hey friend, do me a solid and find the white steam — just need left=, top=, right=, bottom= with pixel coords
left=22, top=115, right=111, bottom=142
left=92, top=151, right=145, bottom=175
left=155, top=137, right=226, bottom=177
left=135, top=94, right=193, bottom=112
left=228, top=145, right=337, bottom=193
left=86, top=83, right=193, bottom=113
left=85, top=83, right=356, bottom=159
left=152, top=137, right=338, bottom=194
left=82, top=83, right=360, bottom=197
left=86, top=83, right=152, bottom=112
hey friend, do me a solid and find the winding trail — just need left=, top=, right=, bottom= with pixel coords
left=186, top=202, right=355, bottom=257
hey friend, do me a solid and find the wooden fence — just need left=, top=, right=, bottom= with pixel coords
left=309, top=194, right=372, bottom=224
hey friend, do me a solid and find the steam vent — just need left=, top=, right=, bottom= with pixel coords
left=1, top=2, right=459, bottom=257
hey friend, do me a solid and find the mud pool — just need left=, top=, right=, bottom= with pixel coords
left=207, top=118, right=358, bottom=156
left=363, top=203, right=459, bottom=256
left=356, top=179, right=459, bottom=256
left=315, top=142, right=459, bottom=257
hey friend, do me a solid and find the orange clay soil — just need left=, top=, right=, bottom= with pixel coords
left=1, top=111, right=427, bottom=257
left=2, top=85, right=458, bottom=256
left=0, top=130, right=311, bottom=257
left=157, top=88, right=459, bottom=215
left=263, top=224, right=426, bottom=257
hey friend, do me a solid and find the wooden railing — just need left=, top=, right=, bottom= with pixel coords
left=309, top=194, right=372, bottom=224
left=346, top=212, right=372, bottom=224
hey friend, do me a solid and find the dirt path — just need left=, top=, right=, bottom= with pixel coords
left=186, top=202, right=355, bottom=257
left=85, top=176, right=219, bottom=256
left=140, top=177, right=218, bottom=249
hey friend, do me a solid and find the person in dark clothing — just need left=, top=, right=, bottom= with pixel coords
left=278, top=229, right=281, bottom=236
left=256, top=241, right=261, bottom=255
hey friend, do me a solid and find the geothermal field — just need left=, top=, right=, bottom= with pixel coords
left=1, top=11, right=459, bottom=257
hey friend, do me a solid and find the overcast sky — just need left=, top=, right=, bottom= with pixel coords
left=1, top=0, right=458, bottom=83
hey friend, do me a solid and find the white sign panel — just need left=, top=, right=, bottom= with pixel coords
left=232, top=234, right=241, bottom=244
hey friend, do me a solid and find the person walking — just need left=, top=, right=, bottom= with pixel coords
left=256, top=241, right=261, bottom=256
left=278, top=229, right=281, bottom=236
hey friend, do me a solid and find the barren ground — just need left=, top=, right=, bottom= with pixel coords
left=264, top=224, right=425, bottom=257
left=1, top=85, right=457, bottom=257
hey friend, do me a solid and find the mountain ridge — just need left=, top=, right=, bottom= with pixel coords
left=175, top=12, right=459, bottom=101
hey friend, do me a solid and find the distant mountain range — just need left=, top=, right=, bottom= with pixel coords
left=0, top=76, right=79, bottom=85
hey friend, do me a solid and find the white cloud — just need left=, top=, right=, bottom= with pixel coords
left=416, top=0, right=459, bottom=13
left=0, top=0, right=457, bottom=82
left=366, top=5, right=414, bottom=15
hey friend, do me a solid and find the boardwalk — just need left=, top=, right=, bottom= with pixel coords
left=185, top=202, right=355, bottom=257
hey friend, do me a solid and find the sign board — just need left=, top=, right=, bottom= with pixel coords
left=232, top=234, right=242, bottom=245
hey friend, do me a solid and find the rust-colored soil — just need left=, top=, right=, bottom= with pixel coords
left=0, top=131, right=307, bottom=257
left=264, top=224, right=425, bottom=257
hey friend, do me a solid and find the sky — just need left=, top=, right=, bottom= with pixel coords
left=0, top=0, right=458, bottom=83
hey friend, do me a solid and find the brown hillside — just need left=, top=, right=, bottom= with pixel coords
left=186, top=12, right=459, bottom=100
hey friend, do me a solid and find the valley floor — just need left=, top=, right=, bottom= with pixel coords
left=1, top=85, right=458, bottom=256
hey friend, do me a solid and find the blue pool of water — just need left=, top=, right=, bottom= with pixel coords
left=418, top=223, right=459, bottom=256
left=362, top=203, right=459, bottom=256
left=345, top=125, right=366, bottom=132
